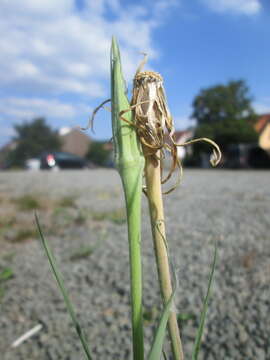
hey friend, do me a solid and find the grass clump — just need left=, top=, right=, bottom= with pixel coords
left=0, top=216, right=16, bottom=228
left=12, top=228, right=37, bottom=243
left=69, top=245, right=95, bottom=261
left=91, top=208, right=126, bottom=224
left=13, top=194, right=41, bottom=211
left=0, top=267, right=14, bottom=302
left=58, top=195, right=77, bottom=208
left=143, top=306, right=158, bottom=326
left=73, top=210, right=88, bottom=225
left=0, top=267, right=14, bottom=282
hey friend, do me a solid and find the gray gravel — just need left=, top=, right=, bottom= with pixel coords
left=0, top=169, right=270, bottom=359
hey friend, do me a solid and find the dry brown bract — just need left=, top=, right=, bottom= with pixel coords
left=120, top=58, right=221, bottom=193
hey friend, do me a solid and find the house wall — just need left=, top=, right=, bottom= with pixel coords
left=259, top=123, right=270, bottom=153
left=60, top=129, right=90, bottom=157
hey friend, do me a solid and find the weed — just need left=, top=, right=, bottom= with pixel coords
left=2, top=252, right=16, bottom=262
left=91, top=208, right=126, bottom=224
left=0, top=267, right=14, bottom=302
left=0, top=216, right=16, bottom=228
left=52, top=207, right=74, bottom=227
left=13, top=194, right=41, bottom=211
left=58, top=195, right=77, bottom=208
left=143, top=306, right=158, bottom=325
left=12, top=229, right=37, bottom=243
left=177, top=313, right=196, bottom=325
left=73, top=210, right=88, bottom=225
left=0, top=287, right=4, bottom=301
left=0, top=267, right=14, bottom=281
left=69, top=246, right=95, bottom=261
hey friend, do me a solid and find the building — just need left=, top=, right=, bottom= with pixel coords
left=173, top=129, right=194, bottom=160
left=59, top=127, right=91, bottom=157
left=255, top=113, right=270, bottom=155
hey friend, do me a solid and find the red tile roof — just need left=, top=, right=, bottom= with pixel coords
left=255, top=114, right=270, bottom=133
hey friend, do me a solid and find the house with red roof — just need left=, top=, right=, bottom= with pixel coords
left=255, top=114, right=270, bottom=155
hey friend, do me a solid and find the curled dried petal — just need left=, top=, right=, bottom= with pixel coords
left=118, top=55, right=222, bottom=194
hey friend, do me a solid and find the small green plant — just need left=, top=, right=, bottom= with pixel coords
left=58, top=195, right=77, bottom=208
left=2, top=252, right=16, bottom=262
left=177, top=312, right=196, bottom=324
left=0, top=216, right=16, bottom=228
left=143, top=306, right=158, bottom=326
left=73, top=210, right=88, bottom=225
left=0, top=267, right=14, bottom=301
left=0, top=267, right=14, bottom=282
left=37, top=38, right=220, bottom=360
left=12, top=228, right=37, bottom=243
left=91, top=208, right=126, bottom=224
left=14, top=194, right=41, bottom=211
left=69, top=245, right=96, bottom=261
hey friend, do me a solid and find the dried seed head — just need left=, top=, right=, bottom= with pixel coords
left=119, top=54, right=222, bottom=193
left=131, top=70, right=174, bottom=156
left=134, top=71, right=163, bottom=86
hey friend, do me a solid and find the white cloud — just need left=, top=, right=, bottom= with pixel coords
left=0, top=97, right=91, bottom=120
left=0, top=126, right=15, bottom=138
left=173, top=115, right=196, bottom=130
left=253, top=98, right=270, bottom=114
left=0, top=0, right=177, bottom=145
left=0, top=0, right=175, bottom=100
left=201, top=0, right=261, bottom=15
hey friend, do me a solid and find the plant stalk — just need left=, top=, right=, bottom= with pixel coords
left=144, top=151, right=184, bottom=360
left=111, top=37, right=145, bottom=360
left=121, top=164, right=144, bottom=360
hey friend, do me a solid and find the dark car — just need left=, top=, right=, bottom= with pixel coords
left=40, top=151, right=86, bottom=170
left=224, top=144, right=270, bottom=169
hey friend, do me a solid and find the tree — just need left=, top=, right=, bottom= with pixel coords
left=191, top=80, right=258, bottom=152
left=86, top=141, right=111, bottom=166
left=8, top=118, right=61, bottom=166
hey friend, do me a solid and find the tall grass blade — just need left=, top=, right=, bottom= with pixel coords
left=35, top=213, right=92, bottom=360
left=148, top=287, right=176, bottom=360
left=192, top=240, right=218, bottom=360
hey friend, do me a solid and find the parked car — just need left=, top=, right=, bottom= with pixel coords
left=25, top=158, right=41, bottom=170
left=40, top=151, right=86, bottom=170
left=224, top=144, right=270, bottom=169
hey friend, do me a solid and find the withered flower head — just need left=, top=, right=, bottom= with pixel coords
left=88, top=52, right=222, bottom=194
left=131, top=70, right=174, bottom=156
left=125, top=55, right=221, bottom=193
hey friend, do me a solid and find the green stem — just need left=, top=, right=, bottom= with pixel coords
left=121, top=164, right=144, bottom=360
left=111, top=37, right=145, bottom=360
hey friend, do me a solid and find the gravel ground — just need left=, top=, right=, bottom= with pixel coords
left=0, top=169, right=269, bottom=360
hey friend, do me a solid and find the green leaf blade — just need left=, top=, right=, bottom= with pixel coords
left=35, top=213, right=92, bottom=360
left=147, top=288, right=176, bottom=360
left=192, top=241, right=218, bottom=360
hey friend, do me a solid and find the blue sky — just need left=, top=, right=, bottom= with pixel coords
left=0, top=0, right=269, bottom=146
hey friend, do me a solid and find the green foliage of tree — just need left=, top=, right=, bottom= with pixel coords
left=191, top=80, right=258, bottom=152
left=86, top=141, right=111, bottom=166
left=8, top=118, right=61, bottom=167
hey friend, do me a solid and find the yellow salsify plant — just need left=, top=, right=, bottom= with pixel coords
left=87, top=44, right=221, bottom=360
left=36, top=38, right=220, bottom=360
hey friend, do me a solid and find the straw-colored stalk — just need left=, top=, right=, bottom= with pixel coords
left=122, top=68, right=184, bottom=360
left=144, top=150, right=184, bottom=360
